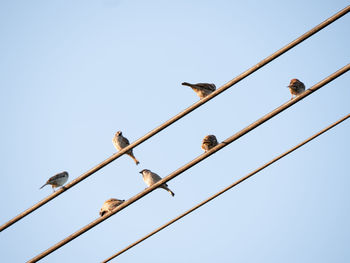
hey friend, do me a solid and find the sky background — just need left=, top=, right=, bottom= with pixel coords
left=1, top=1, right=349, bottom=262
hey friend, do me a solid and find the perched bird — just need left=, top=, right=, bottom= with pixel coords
left=113, top=131, right=140, bottom=165
left=40, top=171, right=69, bottom=192
left=182, top=82, right=216, bottom=99
left=288, top=79, right=305, bottom=100
left=139, top=169, right=175, bottom=197
left=201, top=135, right=218, bottom=152
left=99, top=198, right=125, bottom=216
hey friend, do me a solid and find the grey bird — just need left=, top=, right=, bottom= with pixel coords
left=201, top=135, right=218, bottom=152
left=288, top=78, right=305, bottom=100
left=139, top=169, right=175, bottom=197
left=182, top=82, right=216, bottom=99
left=40, top=171, right=69, bottom=192
left=113, top=131, right=140, bottom=165
left=99, top=198, right=125, bottom=216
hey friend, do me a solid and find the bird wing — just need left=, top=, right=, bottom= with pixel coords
left=151, top=172, right=169, bottom=186
left=48, top=172, right=67, bottom=183
left=210, top=135, right=218, bottom=144
left=106, top=199, right=124, bottom=211
left=122, top=136, right=130, bottom=145
left=151, top=172, right=162, bottom=182
left=194, top=83, right=216, bottom=91
left=106, top=198, right=118, bottom=203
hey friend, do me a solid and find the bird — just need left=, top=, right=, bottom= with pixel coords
left=99, top=198, right=125, bottom=216
left=40, top=171, right=69, bottom=192
left=201, top=135, right=218, bottom=152
left=288, top=78, right=305, bottom=100
left=113, top=131, right=140, bottom=165
left=139, top=169, right=175, bottom=197
left=182, top=82, right=216, bottom=99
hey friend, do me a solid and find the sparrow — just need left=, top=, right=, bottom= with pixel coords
left=139, top=169, right=175, bottom=197
left=40, top=171, right=69, bottom=192
left=182, top=82, right=216, bottom=99
left=113, top=131, right=140, bottom=165
left=99, top=198, right=125, bottom=217
left=288, top=79, right=305, bottom=100
left=201, top=135, right=218, bottom=152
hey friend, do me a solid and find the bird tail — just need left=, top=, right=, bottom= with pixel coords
left=163, top=186, right=175, bottom=197
left=40, top=183, right=47, bottom=189
left=168, top=189, right=175, bottom=197
left=128, top=153, right=140, bottom=165
left=181, top=82, right=192, bottom=87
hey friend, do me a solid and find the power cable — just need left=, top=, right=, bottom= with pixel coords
left=102, top=112, right=350, bottom=262
left=1, top=5, right=348, bottom=232
left=27, top=64, right=350, bottom=262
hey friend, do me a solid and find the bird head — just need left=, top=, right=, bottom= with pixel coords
left=139, top=169, right=150, bottom=175
left=288, top=78, right=300, bottom=87
left=203, top=134, right=215, bottom=142
left=115, top=131, right=122, bottom=137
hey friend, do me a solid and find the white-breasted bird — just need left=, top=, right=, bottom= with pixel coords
left=40, top=171, right=69, bottom=192
left=99, top=198, right=125, bottom=216
left=113, top=131, right=140, bottom=165
left=182, top=82, right=216, bottom=99
left=288, top=78, right=305, bottom=100
left=139, top=169, right=175, bottom=197
left=201, top=135, right=218, bottom=152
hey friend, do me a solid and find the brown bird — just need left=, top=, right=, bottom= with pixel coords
left=99, top=198, right=125, bottom=216
left=201, top=135, right=218, bottom=152
left=40, top=171, right=69, bottom=192
left=113, top=131, right=140, bottom=165
left=139, top=169, right=175, bottom=197
left=182, top=82, right=216, bottom=99
left=288, top=79, right=305, bottom=100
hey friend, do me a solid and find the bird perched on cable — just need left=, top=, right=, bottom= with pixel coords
left=288, top=78, right=305, bottom=100
left=40, top=171, right=69, bottom=192
left=99, top=198, right=125, bottom=217
left=201, top=135, right=218, bottom=152
left=182, top=82, right=216, bottom=99
left=139, top=169, right=175, bottom=197
left=113, top=131, right=140, bottom=165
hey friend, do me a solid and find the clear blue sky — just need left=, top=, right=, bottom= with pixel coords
left=1, top=1, right=349, bottom=262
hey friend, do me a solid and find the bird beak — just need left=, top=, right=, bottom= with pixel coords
left=139, top=171, right=143, bottom=174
